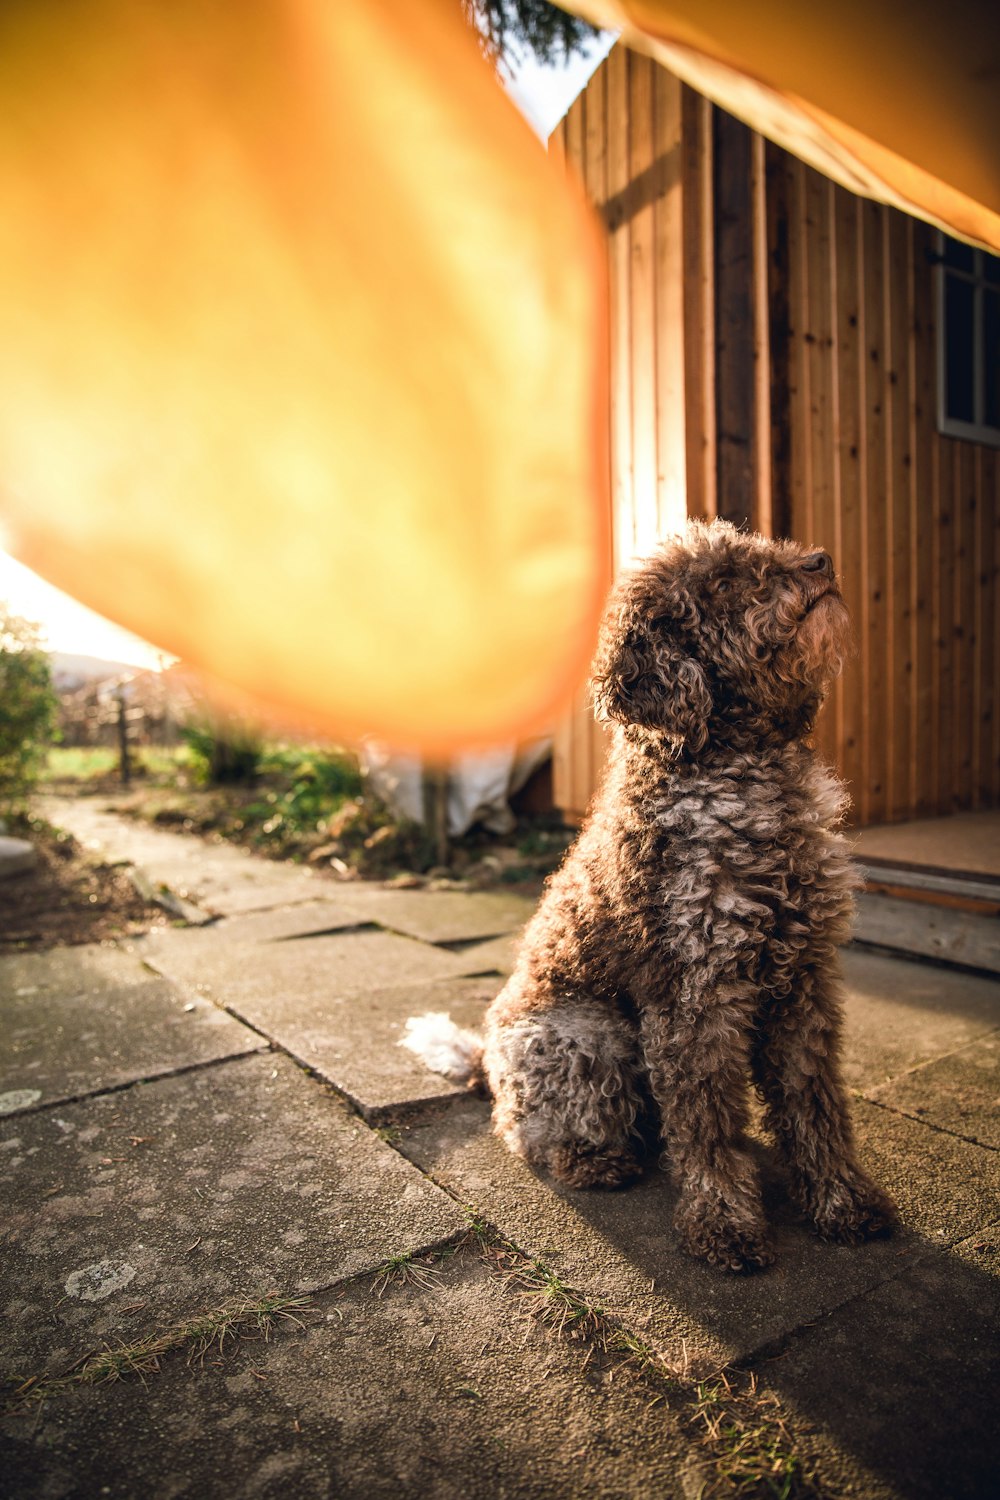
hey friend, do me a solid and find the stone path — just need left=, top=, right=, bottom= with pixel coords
left=2, top=797, right=998, bottom=1499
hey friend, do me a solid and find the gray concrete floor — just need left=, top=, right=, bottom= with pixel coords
left=2, top=797, right=998, bottom=1500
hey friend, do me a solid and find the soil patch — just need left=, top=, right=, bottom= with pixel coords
left=0, top=815, right=167, bottom=953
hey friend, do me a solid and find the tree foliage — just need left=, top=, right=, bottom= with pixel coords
left=0, top=606, right=58, bottom=809
left=467, top=0, right=599, bottom=68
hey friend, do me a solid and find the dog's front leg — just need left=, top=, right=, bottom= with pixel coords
left=641, top=982, right=774, bottom=1273
left=752, top=974, right=898, bottom=1244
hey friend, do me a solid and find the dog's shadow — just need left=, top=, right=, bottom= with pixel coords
left=554, top=1144, right=998, bottom=1500
left=402, top=1096, right=998, bottom=1500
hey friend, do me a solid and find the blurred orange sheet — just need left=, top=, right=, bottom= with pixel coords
left=575, top=0, right=1000, bottom=251
left=0, top=0, right=609, bottom=753
left=2, top=2, right=997, bottom=757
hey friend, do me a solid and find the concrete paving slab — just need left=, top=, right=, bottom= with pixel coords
left=37, top=798, right=243, bottom=872
left=140, top=925, right=474, bottom=1007
left=139, top=898, right=385, bottom=952
left=396, top=1094, right=1000, bottom=1372
left=453, top=931, right=520, bottom=976
left=182, top=873, right=334, bottom=918
left=763, top=1223, right=1000, bottom=1500
left=171, top=883, right=537, bottom=948
left=345, top=886, right=535, bottom=946
left=1, top=1052, right=465, bottom=1378
left=43, top=800, right=536, bottom=938
left=839, top=949, right=1000, bottom=1089
left=868, top=1029, right=1000, bottom=1148
left=138, top=921, right=501, bottom=1114
left=0, top=944, right=262, bottom=1113
left=1, top=1248, right=691, bottom=1500
left=197, top=974, right=500, bottom=1118
left=38, top=798, right=330, bottom=916
left=123, top=853, right=326, bottom=913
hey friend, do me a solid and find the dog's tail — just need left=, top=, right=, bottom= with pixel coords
left=400, top=1012, right=487, bottom=1094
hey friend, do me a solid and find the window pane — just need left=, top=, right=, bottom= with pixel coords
left=944, top=273, right=975, bottom=423
left=984, top=252, right=1000, bottom=288
left=942, top=237, right=975, bottom=273
left=985, top=288, right=1000, bottom=430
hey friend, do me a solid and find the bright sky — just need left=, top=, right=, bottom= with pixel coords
left=0, top=545, right=171, bottom=669
left=504, top=27, right=616, bottom=139
left=0, top=28, right=615, bottom=672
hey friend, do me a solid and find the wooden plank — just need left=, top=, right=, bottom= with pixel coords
left=832, top=186, right=867, bottom=822
left=628, top=52, right=658, bottom=556
left=764, top=142, right=793, bottom=541
left=975, top=447, right=995, bottom=806
left=750, top=132, right=771, bottom=536
left=652, top=64, right=685, bottom=539
left=786, top=155, right=811, bottom=544
left=861, top=199, right=889, bottom=823
left=605, top=44, right=635, bottom=560
left=681, top=86, right=715, bottom=521
left=935, top=441, right=956, bottom=814
left=956, top=442, right=976, bottom=808
left=583, top=48, right=607, bottom=209
left=853, top=892, right=1000, bottom=976
left=712, top=108, right=755, bottom=527
left=564, top=92, right=584, bottom=175
left=886, top=210, right=914, bottom=820
left=552, top=78, right=600, bottom=821
left=803, top=167, right=838, bottom=769
left=910, top=220, right=937, bottom=816
left=993, top=451, right=1000, bottom=805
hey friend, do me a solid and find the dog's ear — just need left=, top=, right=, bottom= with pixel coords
left=591, top=608, right=712, bottom=749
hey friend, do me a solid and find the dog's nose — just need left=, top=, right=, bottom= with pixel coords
left=801, top=551, right=833, bottom=578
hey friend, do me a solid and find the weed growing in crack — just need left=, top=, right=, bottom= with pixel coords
left=3, top=1293, right=317, bottom=1416
left=480, top=1238, right=813, bottom=1499
left=369, top=1252, right=445, bottom=1299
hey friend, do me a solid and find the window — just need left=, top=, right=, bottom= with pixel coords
left=936, top=232, right=1000, bottom=447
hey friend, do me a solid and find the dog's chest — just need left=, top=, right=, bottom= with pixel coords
left=650, top=757, right=855, bottom=922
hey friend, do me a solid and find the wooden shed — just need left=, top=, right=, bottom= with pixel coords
left=550, top=42, right=1000, bottom=830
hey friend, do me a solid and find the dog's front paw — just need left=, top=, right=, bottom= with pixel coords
left=674, top=1202, right=775, bottom=1274
left=807, top=1173, right=898, bottom=1245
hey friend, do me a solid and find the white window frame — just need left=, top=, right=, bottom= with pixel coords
left=935, top=230, right=1000, bottom=449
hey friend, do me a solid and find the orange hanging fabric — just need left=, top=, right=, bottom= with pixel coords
left=571, top=0, right=1000, bottom=251
left=0, top=0, right=609, bottom=753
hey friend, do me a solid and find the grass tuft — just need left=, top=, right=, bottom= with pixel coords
left=369, top=1253, right=445, bottom=1299
left=3, top=1292, right=316, bottom=1416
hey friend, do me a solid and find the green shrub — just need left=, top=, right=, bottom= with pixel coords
left=0, top=608, right=58, bottom=811
left=180, top=719, right=262, bottom=785
left=239, top=747, right=364, bottom=846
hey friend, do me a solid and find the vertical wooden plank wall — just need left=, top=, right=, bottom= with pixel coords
left=554, top=43, right=998, bottom=823
left=552, top=48, right=688, bottom=820
left=550, top=87, right=607, bottom=820
left=779, top=163, right=1000, bottom=821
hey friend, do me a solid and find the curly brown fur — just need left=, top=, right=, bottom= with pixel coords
left=478, top=520, right=897, bottom=1272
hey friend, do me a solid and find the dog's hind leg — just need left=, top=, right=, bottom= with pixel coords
left=484, top=1000, right=649, bottom=1189
left=752, top=972, right=897, bottom=1243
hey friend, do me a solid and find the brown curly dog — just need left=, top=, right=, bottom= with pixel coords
left=405, top=520, right=898, bottom=1272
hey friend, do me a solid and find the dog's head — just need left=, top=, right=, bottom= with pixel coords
left=592, top=520, right=851, bottom=752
